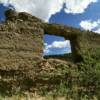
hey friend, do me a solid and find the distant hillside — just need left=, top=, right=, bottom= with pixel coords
left=44, top=53, right=73, bottom=61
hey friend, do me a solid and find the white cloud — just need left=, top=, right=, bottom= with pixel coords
left=64, top=0, right=97, bottom=14
left=0, top=0, right=64, bottom=21
left=80, top=19, right=100, bottom=34
left=0, top=0, right=98, bottom=21
left=80, top=20, right=99, bottom=30
left=44, top=43, right=50, bottom=54
left=46, top=40, right=70, bottom=49
left=44, top=40, right=71, bottom=55
left=94, top=28, right=100, bottom=34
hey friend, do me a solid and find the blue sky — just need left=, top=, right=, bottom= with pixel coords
left=45, top=0, right=100, bottom=55
left=50, top=1, right=100, bottom=28
left=0, top=0, right=100, bottom=55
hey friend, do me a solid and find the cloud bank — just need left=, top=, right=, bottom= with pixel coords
left=0, top=0, right=98, bottom=21
left=80, top=19, right=100, bottom=34
left=44, top=40, right=71, bottom=55
left=95, top=28, right=100, bottom=34
left=64, top=0, right=97, bottom=14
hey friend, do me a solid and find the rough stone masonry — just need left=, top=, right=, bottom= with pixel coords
left=0, top=9, right=100, bottom=94
left=0, top=9, right=44, bottom=70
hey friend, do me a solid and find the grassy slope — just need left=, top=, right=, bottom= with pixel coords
left=0, top=53, right=99, bottom=100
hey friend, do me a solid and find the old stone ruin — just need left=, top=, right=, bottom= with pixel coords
left=0, top=9, right=100, bottom=95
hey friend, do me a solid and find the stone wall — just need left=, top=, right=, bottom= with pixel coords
left=1, top=9, right=99, bottom=64
left=0, top=9, right=44, bottom=70
left=43, top=23, right=100, bottom=62
left=0, top=9, right=100, bottom=94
